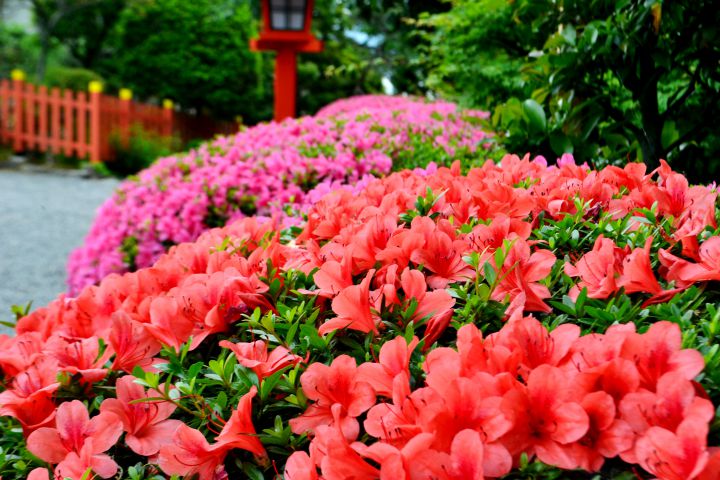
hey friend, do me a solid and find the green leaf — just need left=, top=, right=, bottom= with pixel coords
left=561, top=24, right=577, bottom=45
left=661, top=120, right=680, bottom=149
left=575, top=288, right=588, bottom=315
left=260, top=370, right=283, bottom=401
left=215, top=391, right=228, bottom=410
left=603, top=133, right=629, bottom=148
left=223, top=354, right=238, bottom=382
left=286, top=321, right=300, bottom=346
left=187, top=361, right=204, bottom=380
left=483, top=261, right=497, bottom=286
left=522, top=99, right=547, bottom=133
left=549, top=132, right=574, bottom=155
left=582, top=24, right=599, bottom=45
left=241, top=462, right=265, bottom=480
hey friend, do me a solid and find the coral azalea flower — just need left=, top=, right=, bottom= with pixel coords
left=290, top=355, right=375, bottom=441
left=219, top=339, right=303, bottom=380
left=100, top=376, right=182, bottom=456
left=27, top=400, right=123, bottom=479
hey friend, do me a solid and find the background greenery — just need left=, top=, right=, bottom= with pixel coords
left=0, top=0, right=446, bottom=123
left=2, top=0, right=719, bottom=180
left=420, top=0, right=720, bottom=182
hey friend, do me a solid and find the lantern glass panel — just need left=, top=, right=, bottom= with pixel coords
left=289, top=12, right=304, bottom=30
left=268, top=0, right=307, bottom=31
left=271, top=12, right=287, bottom=29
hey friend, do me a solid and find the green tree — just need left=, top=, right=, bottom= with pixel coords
left=420, top=0, right=552, bottom=108
left=30, top=0, right=116, bottom=80
left=424, top=0, right=720, bottom=181
left=99, top=0, right=272, bottom=122
left=296, top=0, right=384, bottom=115
left=46, top=0, right=125, bottom=69
left=347, top=0, right=448, bottom=95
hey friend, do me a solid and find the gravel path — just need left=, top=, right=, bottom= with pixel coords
left=0, top=169, right=119, bottom=333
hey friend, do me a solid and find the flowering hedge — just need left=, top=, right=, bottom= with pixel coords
left=67, top=95, right=490, bottom=295
left=2, top=155, right=720, bottom=479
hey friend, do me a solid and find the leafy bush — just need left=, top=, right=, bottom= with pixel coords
left=66, top=95, right=490, bottom=294
left=419, top=0, right=540, bottom=108
left=422, top=0, right=720, bottom=182
left=107, top=124, right=181, bottom=178
left=2, top=155, right=719, bottom=479
left=0, top=24, right=39, bottom=79
left=43, top=66, right=104, bottom=92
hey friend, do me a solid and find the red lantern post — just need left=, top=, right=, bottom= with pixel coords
left=250, top=0, right=323, bottom=122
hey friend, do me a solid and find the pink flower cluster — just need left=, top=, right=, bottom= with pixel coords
left=66, top=95, right=490, bottom=294
left=286, top=319, right=718, bottom=480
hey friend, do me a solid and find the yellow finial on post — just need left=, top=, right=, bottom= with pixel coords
left=162, top=99, right=174, bottom=109
left=119, top=88, right=133, bottom=101
left=88, top=81, right=103, bottom=93
left=10, top=69, right=25, bottom=81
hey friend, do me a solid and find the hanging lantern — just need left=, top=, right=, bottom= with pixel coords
left=269, top=0, right=308, bottom=31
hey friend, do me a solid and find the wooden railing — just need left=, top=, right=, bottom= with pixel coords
left=0, top=70, right=239, bottom=163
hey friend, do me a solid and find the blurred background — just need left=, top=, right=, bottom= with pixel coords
left=0, top=0, right=440, bottom=125
left=1, top=0, right=718, bottom=180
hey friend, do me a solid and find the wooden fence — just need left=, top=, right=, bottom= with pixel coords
left=0, top=71, right=239, bottom=163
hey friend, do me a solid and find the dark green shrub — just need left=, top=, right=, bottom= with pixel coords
left=107, top=124, right=180, bottom=177
left=0, top=25, right=37, bottom=79
left=44, top=66, right=104, bottom=92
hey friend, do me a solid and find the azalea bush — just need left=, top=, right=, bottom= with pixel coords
left=2, top=154, right=720, bottom=479
left=66, top=94, right=490, bottom=294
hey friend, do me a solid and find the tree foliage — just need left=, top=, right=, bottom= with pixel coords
left=423, top=0, right=720, bottom=181
left=347, top=0, right=448, bottom=94
left=42, top=0, right=126, bottom=69
left=30, top=0, right=118, bottom=79
left=95, top=0, right=272, bottom=123
left=296, top=0, right=384, bottom=115
left=0, top=23, right=40, bottom=79
left=15, top=0, right=451, bottom=123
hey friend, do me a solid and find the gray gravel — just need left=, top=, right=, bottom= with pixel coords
left=0, top=169, right=119, bottom=333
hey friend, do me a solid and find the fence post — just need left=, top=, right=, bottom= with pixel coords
left=37, top=85, right=48, bottom=151
left=162, top=99, right=173, bottom=138
left=63, top=89, right=74, bottom=157
left=11, top=69, right=24, bottom=153
left=88, top=81, right=103, bottom=163
left=119, top=88, right=132, bottom=147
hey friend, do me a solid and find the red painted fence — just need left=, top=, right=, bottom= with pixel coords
left=0, top=74, right=239, bottom=163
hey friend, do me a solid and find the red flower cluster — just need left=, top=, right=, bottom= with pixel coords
left=158, top=386, right=267, bottom=479
left=0, top=218, right=280, bottom=478
left=1, top=154, right=719, bottom=479
left=288, top=156, right=717, bottom=321
left=286, top=317, right=718, bottom=479
left=565, top=235, right=683, bottom=305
